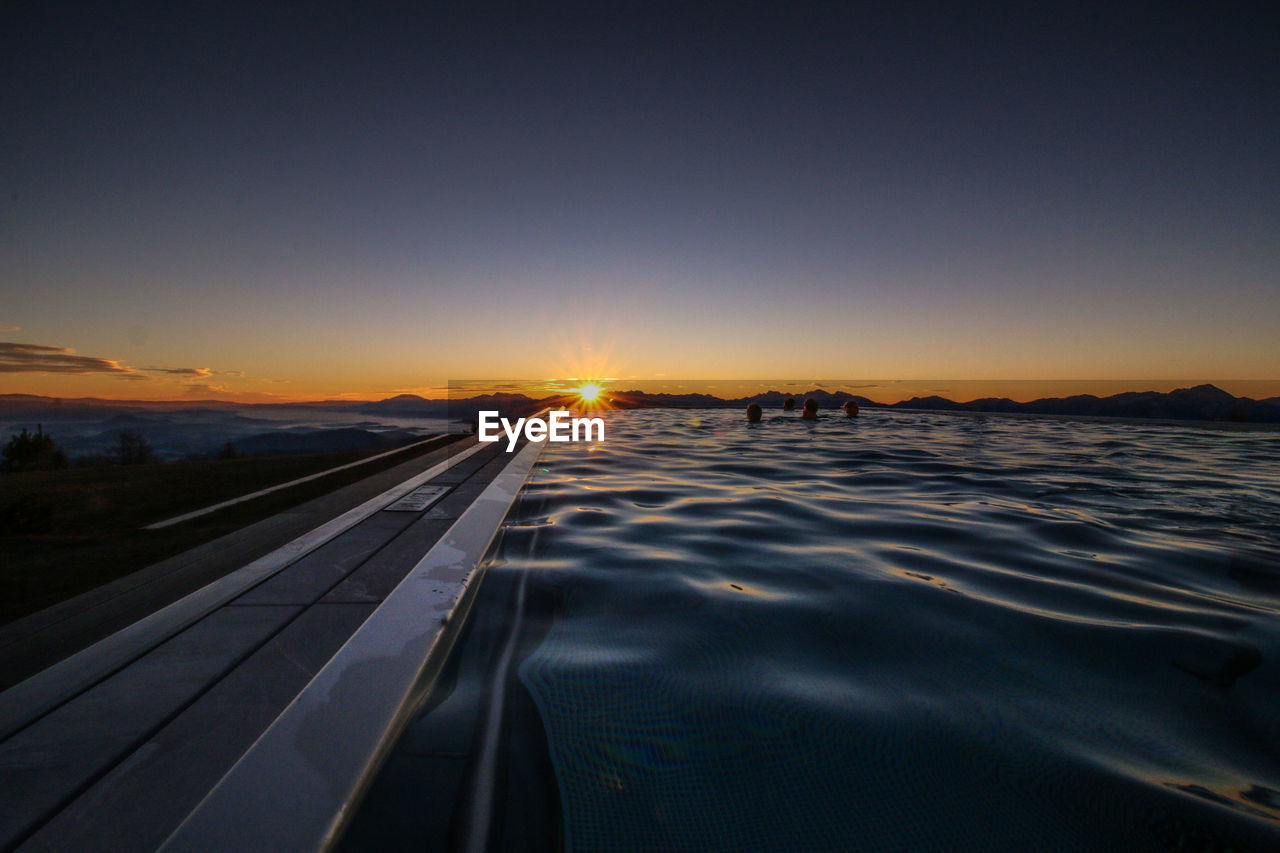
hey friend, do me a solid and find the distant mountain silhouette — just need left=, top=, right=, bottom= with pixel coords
left=884, top=384, right=1278, bottom=423
left=358, top=394, right=440, bottom=415
left=4, top=384, right=1279, bottom=425
left=0, top=395, right=245, bottom=418
left=596, top=384, right=1280, bottom=423
left=608, top=388, right=880, bottom=410
left=359, top=392, right=548, bottom=419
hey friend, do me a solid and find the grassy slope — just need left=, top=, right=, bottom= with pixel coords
left=0, top=434, right=461, bottom=625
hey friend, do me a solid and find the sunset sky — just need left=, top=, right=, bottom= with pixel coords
left=2, top=2, right=1276, bottom=403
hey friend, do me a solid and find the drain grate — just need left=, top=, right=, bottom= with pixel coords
left=383, top=485, right=449, bottom=512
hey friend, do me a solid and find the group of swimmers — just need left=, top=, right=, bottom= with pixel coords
left=746, top=397, right=859, bottom=422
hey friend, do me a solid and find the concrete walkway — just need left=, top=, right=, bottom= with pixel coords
left=0, top=436, right=521, bottom=851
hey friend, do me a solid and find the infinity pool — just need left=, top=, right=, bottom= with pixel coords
left=344, top=408, right=1280, bottom=851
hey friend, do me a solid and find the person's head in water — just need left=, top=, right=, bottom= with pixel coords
left=746, top=403, right=762, bottom=423
left=843, top=400, right=859, bottom=418
left=802, top=398, right=819, bottom=420
left=783, top=397, right=796, bottom=411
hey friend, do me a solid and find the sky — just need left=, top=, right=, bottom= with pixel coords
left=2, top=1, right=1277, bottom=402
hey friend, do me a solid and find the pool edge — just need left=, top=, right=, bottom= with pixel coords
left=0, top=440, right=489, bottom=742
left=158, top=436, right=546, bottom=853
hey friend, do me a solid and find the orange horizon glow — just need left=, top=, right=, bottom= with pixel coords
left=5, top=316, right=1278, bottom=406
left=5, top=374, right=1280, bottom=407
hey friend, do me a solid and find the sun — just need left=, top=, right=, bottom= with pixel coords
left=567, top=381, right=612, bottom=413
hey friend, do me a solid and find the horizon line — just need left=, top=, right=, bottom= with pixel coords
left=4, top=379, right=1280, bottom=408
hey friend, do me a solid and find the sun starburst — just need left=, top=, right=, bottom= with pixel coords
left=568, top=380, right=611, bottom=414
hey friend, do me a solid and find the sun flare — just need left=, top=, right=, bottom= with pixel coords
left=567, top=381, right=613, bottom=414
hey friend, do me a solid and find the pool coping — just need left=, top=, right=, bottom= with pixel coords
left=159, top=436, right=545, bottom=852
left=0, top=440, right=488, bottom=742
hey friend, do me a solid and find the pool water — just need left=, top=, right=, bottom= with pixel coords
left=344, top=408, right=1280, bottom=851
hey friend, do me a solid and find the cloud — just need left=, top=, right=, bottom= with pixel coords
left=0, top=341, right=148, bottom=379
left=0, top=325, right=19, bottom=332
left=145, top=366, right=213, bottom=378
left=145, top=367, right=245, bottom=381
left=181, top=383, right=232, bottom=396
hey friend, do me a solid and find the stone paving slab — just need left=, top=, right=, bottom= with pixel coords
left=19, top=603, right=377, bottom=853
left=423, top=456, right=490, bottom=485
left=230, top=512, right=418, bottom=607
left=320, top=516, right=458, bottom=604
left=0, top=605, right=299, bottom=847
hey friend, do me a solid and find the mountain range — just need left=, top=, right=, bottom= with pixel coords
left=356, top=384, right=1280, bottom=425
left=3, top=384, right=1279, bottom=428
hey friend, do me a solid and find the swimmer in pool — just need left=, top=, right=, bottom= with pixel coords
left=783, top=397, right=796, bottom=411
left=802, top=398, right=819, bottom=420
left=844, top=400, right=859, bottom=418
left=746, top=403, right=762, bottom=423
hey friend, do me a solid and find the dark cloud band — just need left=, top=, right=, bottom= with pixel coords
left=144, top=366, right=213, bottom=377
left=0, top=342, right=148, bottom=379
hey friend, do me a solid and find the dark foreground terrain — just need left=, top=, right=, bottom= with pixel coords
left=0, top=434, right=460, bottom=624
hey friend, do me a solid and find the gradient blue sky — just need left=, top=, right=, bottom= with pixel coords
left=2, top=1, right=1276, bottom=401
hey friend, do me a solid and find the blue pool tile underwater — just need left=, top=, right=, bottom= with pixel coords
left=343, top=408, right=1280, bottom=851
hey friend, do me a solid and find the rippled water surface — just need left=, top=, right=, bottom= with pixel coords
left=349, top=409, right=1280, bottom=851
